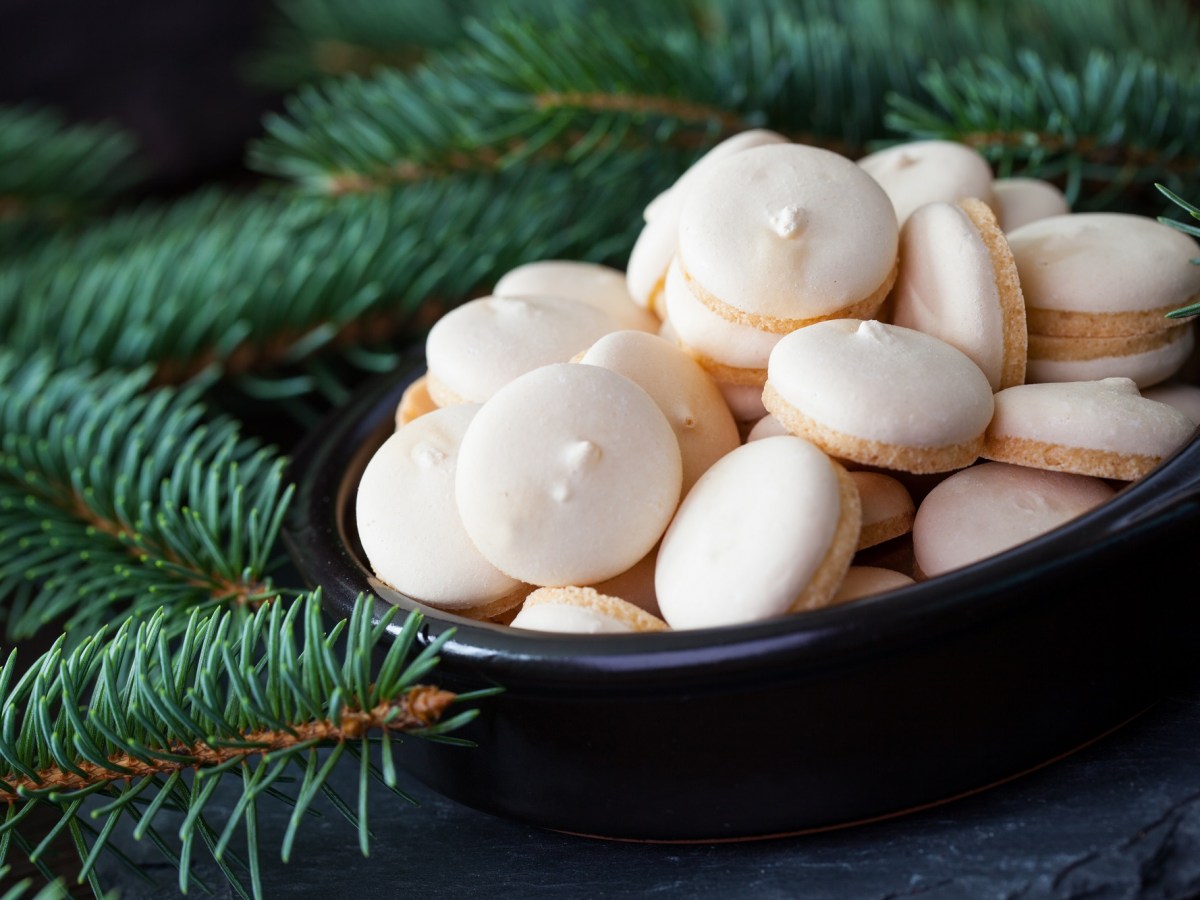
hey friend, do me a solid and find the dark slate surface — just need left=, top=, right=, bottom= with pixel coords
left=85, top=670, right=1200, bottom=900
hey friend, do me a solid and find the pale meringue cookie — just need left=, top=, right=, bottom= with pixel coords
left=678, top=143, right=898, bottom=332
left=655, top=436, right=860, bottom=630
left=424, top=294, right=621, bottom=406
left=983, top=377, right=1197, bottom=480
left=455, top=363, right=682, bottom=586
left=578, top=330, right=740, bottom=495
left=493, top=259, right=659, bottom=333
left=763, top=319, right=995, bottom=473
left=991, top=177, right=1069, bottom=232
left=857, top=139, right=995, bottom=227
left=890, top=199, right=1027, bottom=391
left=356, top=404, right=524, bottom=612
left=1007, top=212, right=1200, bottom=337
left=627, top=129, right=791, bottom=311
left=912, top=461, right=1116, bottom=579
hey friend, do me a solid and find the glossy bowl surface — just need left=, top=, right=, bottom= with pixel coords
left=283, top=350, right=1200, bottom=840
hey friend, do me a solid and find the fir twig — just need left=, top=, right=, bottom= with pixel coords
left=0, top=354, right=294, bottom=642
left=0, top=593, right=474, bottom=898
left=0, top=160, right=669, bottom=419
left=1156, top=183, right=1200, bottom=320
left=0, top=105, right=138, bottom=252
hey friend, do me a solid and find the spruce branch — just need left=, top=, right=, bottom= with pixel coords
left=0, top=105, right=138, bottom=251
left=884, top=48, right=1200, bottom=209
left=0, top=592, right=477, bottom=898
left=0, top=160, right=669, bottom=420
left=0, top=354, right=294, bottom=642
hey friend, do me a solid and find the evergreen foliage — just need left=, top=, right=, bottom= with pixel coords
left=0, top=593, right=481, bottom=899
left=0, top=354, right=293, bottom=643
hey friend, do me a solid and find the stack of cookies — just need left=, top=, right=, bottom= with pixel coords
left=356, top=132, right=1200, bottom=637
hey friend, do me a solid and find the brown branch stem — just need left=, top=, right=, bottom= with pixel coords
left=0, top=685, right=456, bottom=801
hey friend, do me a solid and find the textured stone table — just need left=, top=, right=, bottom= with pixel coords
left=88, top=667, right=1200, bottom=899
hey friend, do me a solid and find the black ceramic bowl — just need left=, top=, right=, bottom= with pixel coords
left=283, top=349, right=1200, bottom=841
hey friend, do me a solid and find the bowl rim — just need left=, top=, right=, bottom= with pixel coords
left=284, top=347, right=1200, bottom=694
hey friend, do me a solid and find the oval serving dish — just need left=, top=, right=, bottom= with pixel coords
left=283, top=348, right=1200, bottom=841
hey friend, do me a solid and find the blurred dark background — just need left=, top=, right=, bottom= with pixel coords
left=0, top=0, right=284, bottom=195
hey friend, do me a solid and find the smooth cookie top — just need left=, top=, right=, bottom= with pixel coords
left=856, top=139, right=994, bottom=226
left=912, top=461, right=1116, bottom=578
left=578, top=330, right=740, bottom=495
left=766, top=319, right=995, bottom=448
left=425, top=295, right=621, bottom=405
left=890, top=200, right=1020, bottom=391
left=1007, top=212, right=1200, bottom=319
left=986, top=377, right=1196, bottom=461
left=655, top=436, right=847, bottom=630
left=356, top=404, right=522, bottom=609
left=494, top=259, right=658, bottom=333
left=678, top=143, right=898, bottom=323
left=455, top=363, right=682, bottom=587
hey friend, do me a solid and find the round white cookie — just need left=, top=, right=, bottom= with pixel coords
left=356, top=404, right=523, bottom=611
left=425, top=295, right=621, bottom=405
left=655, top=436, right=860, bottom=630
left=763, top=319, right=995, bottom=473
left=912, top=461, right=1116, bottom=578
left=455, top=363, right=683, bottom=586
left=678, top=143, right=899, bottom=331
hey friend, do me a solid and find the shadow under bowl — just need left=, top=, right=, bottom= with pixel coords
left=282, top=351, right=1200, bottom=841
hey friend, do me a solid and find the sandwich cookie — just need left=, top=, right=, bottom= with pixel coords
left=509, top=586, right=669, bottom=634
left=578, top=330, right=740, bottom=495
left=912, top=461, right=1116, bottom=579
left=763, top=319, right=995, bottom=474
left=456, top=363, right=683, bottom=586
left=990, top=177, right=1069, bottom=232
left=424, top=294, right=621, bottom=406
left=655, top=436, right=861, bottom=630
left=890, top=198, right=1027, bottom=391
left=831, top=566, right=916, bottom=604
left=1007, top=212, right=1200, bottom=337
left=355, top=404, right=525, bottom=616
left=492, top=259, right=659, bottom=333
left=663, top=257, right=782, bottom=387
left=983, top=378, right=1197, bottom=481
left=627, top=129, right=790, bottom=314
left=677, top=143, right=899, bottom=333
left=856, top=139, right=995, bottom=227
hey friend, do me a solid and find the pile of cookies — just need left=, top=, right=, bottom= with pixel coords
left=355, top=134, right=1200, bottom=635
